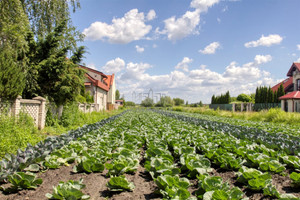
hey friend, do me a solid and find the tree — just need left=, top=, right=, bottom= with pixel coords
left=156, top=96, right=174, bottom=107
left=126, top=101, right=135, bottom=107
left=141, top=97, right=154, bottom=107
left=115, top=89, right=120, bottom=100
left=0, top=0, right=29, bottom=100
left=20, top=0, right=83, bottom=50
left=199, top=101, right=203, bottom=107
left=237, top=94, right=251, bottom=102
left=23, top=21, right=85, bottom=106
left=173, top=98, right=184, bottom=106
left=277, top=83, right=285, bottom=99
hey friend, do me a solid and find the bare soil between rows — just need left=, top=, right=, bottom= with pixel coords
left=1, top=163, right=299, bottom=200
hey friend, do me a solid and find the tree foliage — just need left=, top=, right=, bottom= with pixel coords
left=141, top=97, right=154, bottom=107
left=115, top=90, right=120, bottom=100
left=254, top=85, right=283, bottom=103
left=237, top=94, right=251, bottom=102
left=173, top=98, right=184, bottom=106
left=0, top=0, right=29, bottom=100
left=20, top=0, right=83, bottom=50
left=211, top=91, right=230, bottom=104
left=156, top=96, right=174, bottom=107
left=23, top=21, right=85, bottom=105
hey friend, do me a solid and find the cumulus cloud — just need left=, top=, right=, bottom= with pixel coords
left=114, top=54, right=276, bottom=103
left=254, top=55, right=272, bottom=65
left=175, top=57, right=193, bottom=72
left=161, top=0, right=220, bottom=41
left=83, top=9, right=154, bottom=44
left=244, top=34, right=283, bottom=48
left=190, top=0, right=220, bottom=12
left=199, top=42, right=220, bottom=54
left=297, top=44, right=300, bottom=50
left=135, top=45, right=145, bottom=53
left=147, top=9, right=156, bottom=21
left=101, top=57, right=125, bottom=74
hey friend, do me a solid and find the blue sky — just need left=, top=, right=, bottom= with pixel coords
left=71, top=0, right=300, bottom=103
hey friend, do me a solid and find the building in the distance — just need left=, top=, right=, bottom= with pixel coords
left=271, top=62, right=300, bottom=112
left=79, top=65, right=116, bottom=111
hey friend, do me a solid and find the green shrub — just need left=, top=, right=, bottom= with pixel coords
left=0, top=112, right=45, bottom=159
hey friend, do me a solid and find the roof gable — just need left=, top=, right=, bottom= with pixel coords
left=287, top=62, right=300, bottom=77
left=279, top=91, right=300, bottom=100
left=271, top=77, right=293, bottom=93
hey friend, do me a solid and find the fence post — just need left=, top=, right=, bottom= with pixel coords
left=241, top=103, right=244, bottom=112
left=11, top=95, right=22, bottom=117
left=232, top=103, right=235, bottom=112
left=33, top=96, right=46, bottom=130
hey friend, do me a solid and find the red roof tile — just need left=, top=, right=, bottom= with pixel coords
left=271, top=77, right=293, bottom=93
left=279, top=91, right=300, bottom=100
left=287, top=62, right=300, bottom=77
left=84, top=73, right=109, bottom=91
left=79, top=65, right=108, bottom=78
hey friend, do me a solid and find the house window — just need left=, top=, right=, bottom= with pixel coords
left=297, top=79, right=300, bottom=91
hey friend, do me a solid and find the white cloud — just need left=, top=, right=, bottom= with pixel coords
left=190, top=0, right=220, bottom=12
left=217, top=18, right=221, bottom=23
left=87, top=63, right=96, bottom=70
left=135, top=45, right=145, bottom=53
left=147, top=9, right=156, bottom=21
left=297, top=44, right=300, bottom=50
left=115, top=54, right=277, bottom=103
left=153, top=44, right=158, bottom=48
left=163, top=10, right=201, bottom=41
left=175, top=57, right=193, bottom=72
left=199, top=42, right=220, bottom=54
left=101, top=57, right=125, bottom=74
left=254, top=54, right=272, bottom=65
left=83, top=9, right=153, bottom=44
left=161, top=0, right=220, bottom=41
left=297, top=58, right=300, bottom=62
left=244, top=34, right=283, bottom=48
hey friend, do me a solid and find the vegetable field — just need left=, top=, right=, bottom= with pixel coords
left=0, top=109, right=299, bottom=200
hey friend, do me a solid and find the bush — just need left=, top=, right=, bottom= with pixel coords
left=0, top=112, right=45, bottom=159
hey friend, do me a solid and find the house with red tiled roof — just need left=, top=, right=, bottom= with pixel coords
left=79, top=65, right=116, bottom=111
left=272, top=62, right=300, bottom=112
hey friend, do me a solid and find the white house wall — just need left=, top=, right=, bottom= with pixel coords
left=95, top=87, right=107, bottom=110
left=107, top=77, right=116, bottom=104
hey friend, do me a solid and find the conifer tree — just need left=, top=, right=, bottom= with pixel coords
left=0, top=0, right=29, bottom=100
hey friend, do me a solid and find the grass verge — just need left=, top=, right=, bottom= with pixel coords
left=0, top=105, right=124, bottom=159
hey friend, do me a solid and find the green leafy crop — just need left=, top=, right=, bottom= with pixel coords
left=45, top=179, right=90, bottom=200
left=0, top=172, right=42, bottom=192
left=106, top=175, right=135, bottom=191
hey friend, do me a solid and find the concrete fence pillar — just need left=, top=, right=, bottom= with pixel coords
left=33, top=96, right=46, bottom=130
left=11, top=95, right=22, bottom=117
left=241, top=103, right=244, bottom=112
left=232, top=103, right=235, bottom=112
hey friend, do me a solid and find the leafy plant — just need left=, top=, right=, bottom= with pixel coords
left=290, top=172, right=300, bottom=187
left=0, top=172, right=42, bottom=192
left=45, top=179, right=90, bottom=200
left=106, top=175, right=135, bottom=191
left=154, top=174, right=192, bottom=199
left=105, top=156, right=139, bottom=176
left=259, top=160, right=286, bottom=173
left=196, top=174, right=244, bottom=200
left=73, top=157, right=104, bottom=173
left=180, top=153, right=212, bottom=178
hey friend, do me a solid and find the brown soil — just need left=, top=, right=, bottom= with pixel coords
left=0, top=157, right=299, bottom=200
left=0, top=163, right=160, bottom=200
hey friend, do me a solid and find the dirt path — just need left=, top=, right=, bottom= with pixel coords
left=0, top=164, right=159, bottom=200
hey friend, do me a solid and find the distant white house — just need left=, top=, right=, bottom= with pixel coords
left=272, top=62, right=300, bottom=112
left=79, top=65, right=116, bottom=111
